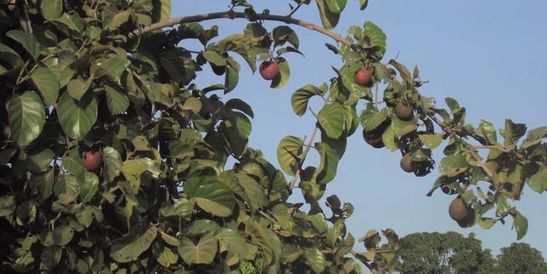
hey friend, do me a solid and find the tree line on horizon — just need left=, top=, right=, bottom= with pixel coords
left=397, top=231, right=547, bottom=274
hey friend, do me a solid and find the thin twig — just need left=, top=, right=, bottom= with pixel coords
left=130, top=10, right=352, bottom=47
left=466, top=148, right=499, bottom=186
left=289, top=126, right=319, bottom=189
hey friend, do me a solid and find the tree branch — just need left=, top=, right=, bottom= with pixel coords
left=289, top=125, right=319, bottom=189
left=130, top=10, right=352, bottom=47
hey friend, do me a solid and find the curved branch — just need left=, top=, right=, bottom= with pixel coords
left=130, top=10, right=352, bottom=46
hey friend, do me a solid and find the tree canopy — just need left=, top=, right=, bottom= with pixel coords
left=0, top=0, right=545, bottom=273
left=397, top=232, right=547, bottom=274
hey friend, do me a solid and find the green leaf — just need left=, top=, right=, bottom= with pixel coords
left=67, top=78, right=90, bottom=101
left=94, top=56, right=131, bottom=82
left=54, top=174, right=80, bottom=202
left=522, top=126, right=547, bottom=148
left=440, top=153, right=468, bottom=177
left=527, top=168, right=546, bottom=193
left=362, top=108, right=388, bottom=131
left=185, top=176, right=235, bottom=217
left=305, top=248, right=327, bottom=273
left=315, top=142, right=339, bottom=184
left=7, top=90, right=45, bottom=146
left=30, top=67, right=60, bottom=105
left=388, top=59, right=412, bottom=87
left=381, top=126, right=398, bottom=151
left=216, top=228, right=250, bottom=266
left=160, top=198, right=194, bottom=218
left=181, top=97, right=202, bottom=113
left=391, top=116, right=417, bottom=137
left=121, top=158, right=159, bottom=193
left=41, top=246, right=62, bottom=268
left=62, top=148, right=85, bottom=176
left=419, top=134, right=444, bottom=149
left=53, top=225, right=74, bottom=246
left=277, top=136, right=304, bottom=176
left=359, top=0, right=369, bottom=10
left=79, top=171, right=99, bottom=203
left=106, top=10, right=131, bottom=30
left=57, top=92, right=98, bottom=140
left=105, top=84, right=129, bottom=115
left=102, top=146, right=122, bottom=182
left=153, top=0, right=171, bottom=22
left=363, top=21, right=387, bottom=59
left=41, top=0, right=63, bottom=20
left=110, top=226, right=158, bottom=263
left=203, top=51, right=226, bottom=66
left=178, top=234, right=218, bottom=265
left=225, top=61, right=240, bottom=92
left=225, top=98, right=254, bottom=118
left=7, top=30, right=42, bottom=60
left=26, top=148, right=54, bottom=174
left=0, top=195, right=16, bottom=217
left=273, top=26, right=299, bottom=48
left=445, top=97, right=460, bottom=112
left=270, top=58, right=290, bottom=89
left=291, top=84, right=323, bottom=116
left=513, top=212, right=528, bottom=240
left=54, top=12, right=84, bottom=32
left=315, top=0, right=340, bottom=29
left=501, top=119, right=527, bottom=146
left=326, top=0, right=347, bottom=13
left=153, top=242, right=179, bottom=267
left=318, top=103, right=346, bottom=139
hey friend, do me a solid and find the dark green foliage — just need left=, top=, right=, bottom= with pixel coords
left=0, top=0, right=544, bottom=273
left=497, top=243, right=547, bottom=274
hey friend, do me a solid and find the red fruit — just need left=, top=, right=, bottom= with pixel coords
left=83, top=151, right=102, bottom=171
left=354, top=68, right=372, bottom=86
left=259, top=60, right=280, bottom=80
left=449, top=198, right=470, bottom=222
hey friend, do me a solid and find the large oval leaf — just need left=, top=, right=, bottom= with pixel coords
left=277, top=136, right=304, bottom=176
left=41, top=0, right=63, bottom=20
left=318, top=103, right=345, bottom=139
left=291, top=84, right=324, bottom=116
left=7, top=90, right=45, bottom=146
left=57, top=92, right=98, bottom=140
left=177, top=234, right=218, bottom=265
left=185, top=176, right=235, bottom=217
left=110, top=226, right=158, bottom=263
left=30, top=67, right=59, bottom=105
left=7, top=30, right=42, bottom=60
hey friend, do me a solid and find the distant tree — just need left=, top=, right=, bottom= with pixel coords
left=496, top=243, right=547, bottom=274
left=397, top=232, right=495, bottom=274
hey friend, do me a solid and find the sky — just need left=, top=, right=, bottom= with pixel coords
left=174, top=1, right=547, bottom=257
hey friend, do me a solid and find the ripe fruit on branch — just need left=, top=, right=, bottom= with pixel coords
left=362, top=128, right=385, bottom=148
left=259, top=60, right=280, bottom=80
left=83, top=151, right=102, bottom=171
left=449, top=198, right=471, bottom=223
left=400, top=153, right=417, bottom=173
left=354, top=68, right=372, bottom=86
left=394, top=102, right=414, bottom=121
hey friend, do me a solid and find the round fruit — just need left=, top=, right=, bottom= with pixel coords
left=83, top=151, right=102, bottom=171
left=394, top=102, right=414, bottom=121
left=363, top=129, right=384, bottom=149
left=400, top=153, right=416, bottom=173
left=448, top=198, right=470, bottom=222
left=259, top=60, right=280, bottom=80
left=354, top=68, right=372, bottom=86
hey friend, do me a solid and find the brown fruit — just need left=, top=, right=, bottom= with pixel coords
left=83, top=151, right=102, bottom=171
left=354, top=68, right=372, bottom=86
left=448, top=198, right=470, bottom=222
left=259, top=60, right=280, bottom=80
left=394, top=102, right=414, bottom=121
left=363, top=129, right=384, bottom=149
left=400, top=153, right=416, bottom=173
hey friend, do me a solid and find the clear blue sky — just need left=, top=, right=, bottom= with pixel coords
left=175, top=1, right=547, bottom=256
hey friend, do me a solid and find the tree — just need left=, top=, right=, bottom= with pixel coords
left=397, top=232, right=496, bottom=274
left=497, top=243, right=547, bottom=274
left=0, top=0, right=545, bottom=273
